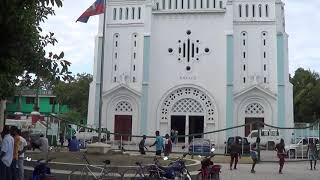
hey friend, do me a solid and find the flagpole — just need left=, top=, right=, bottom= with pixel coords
left=98, top=0, right=107, bottom=143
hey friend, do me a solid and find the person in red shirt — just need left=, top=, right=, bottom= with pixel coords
left=164, top=134, right=172, bottom=157
left=275, top=139, right=286, bottom=174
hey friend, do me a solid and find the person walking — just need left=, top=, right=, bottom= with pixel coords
left=35, top=134, right=49, bottom=160
left=11, top=126, right=21, bottom=180
left=17, top=129, right=27, bottom=180
left=0, top=126, right=14, bottom=180
left=150, top=131, right=164, bottom=156
left=164, top=134, right=172, bottom=157
left=230, top=138, right=240, bottom=170
left=250, top=143, right=258, bottom=173
left=66, top=125, right=76, bottom=145
left=139, top=135, right=147, bottom=155
left=306, top=139, right=318, bottom=170
left=275, top=139, right=286, bottom=174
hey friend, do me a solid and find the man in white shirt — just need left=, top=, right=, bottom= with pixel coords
left=0, top=126, right=14, bottom=180
left=17, top=129, right=27, bottom=180
left=35, top=134, right=49, bottom=159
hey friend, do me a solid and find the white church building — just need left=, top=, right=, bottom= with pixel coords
left=87, top=0, right=293, bottom=144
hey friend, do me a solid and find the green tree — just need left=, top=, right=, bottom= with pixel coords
left=53, top=73, right=93, bottom=124
left=0, top=0, right=72, bottom=127
left=290, top=68, right=320, bottom=122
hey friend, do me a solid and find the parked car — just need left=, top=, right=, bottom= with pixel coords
left=188, top=138, right=214, bottom=156
left=286, top=137, right=319, bottom=158
left=225, top=136, right=251, bottom=155
left=247, top=129, right=281, bottom=150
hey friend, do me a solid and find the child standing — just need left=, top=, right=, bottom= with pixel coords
left=164, top=134, right=172, bottom=157
left=139, top=135, right=147, bottom=155
left=250, top=144, right=258, bottom=173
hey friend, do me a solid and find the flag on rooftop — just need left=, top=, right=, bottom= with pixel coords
left=76, top=0, right=105, bottom=23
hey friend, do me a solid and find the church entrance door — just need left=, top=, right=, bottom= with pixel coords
left=171, top=115, right=186, bottom=143
left=245, top=118, right=264, bottom=137
left=114, top=115, right=132, bottom=141
left=189, top=116, right=204, bottom=141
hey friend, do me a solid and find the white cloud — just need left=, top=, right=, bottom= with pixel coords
left=43, top=0, right=320, bottom=75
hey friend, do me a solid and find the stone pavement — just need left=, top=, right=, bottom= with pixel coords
left=216, top=162, right=320, bottom=180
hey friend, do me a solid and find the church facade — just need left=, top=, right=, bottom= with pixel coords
left=87, top=0, right=293, bottom=144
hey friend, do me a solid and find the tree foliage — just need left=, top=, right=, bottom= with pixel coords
left=290, top=68, right=320, bottom=123
left=0, top=0, right=71, bottom=100
left=53, top=73, right=93, bottom=124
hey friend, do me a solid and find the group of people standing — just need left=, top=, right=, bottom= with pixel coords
left=139, top=131, right=173, bottom=156
left=0, top=126, right=28, bottom=180
left=229, top=138, right=318, bottom=174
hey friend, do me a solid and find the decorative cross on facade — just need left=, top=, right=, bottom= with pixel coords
left=168, top=30, right=211, bottom=72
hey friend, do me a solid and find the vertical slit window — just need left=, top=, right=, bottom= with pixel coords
left=134, top=52, right=136, bottom=59
left=133, top=65, right=136, bottom=71
left=264, top=52, right=266, bottom=58
left=126, top=8, right=129, bottom=19
left=264, top=64, right=266, bottom=71
left=266, top=5, right=269, bottom=17
left=192, top=43, right=195, bottom=58
left=115, top=53, right=118, bottom=59
left=156, top=3, right=159, bottom=10
left=113, top=8, right=117, bottom=20
left=114, top=65, right=117, bottom=71
left=134, top=41, right=137, bottom=47
left=116, top=41, right=118, bottom=47
left=219, top=1, right=222, bottom=8
left=263, top=39, right=266, bottom=46
left=201, top=0, right=203, bottom=8
left=264, top=77, right=267, bottom=83
left=243, top=52, right=246, bottom=59
left=132, top=7, right=135, bottom=19
left=243, top=39, right=246, bottom=46
left=259, top=5, right=262, bottom=17
left=175, top=0, right=178, bottom=9
left=243, top=77, right=246, bottom=83
left=196, top=47, right=199, bottom=54
left=169, top=0, right=172, bottom=9
left=119, top=8, right=123, bottom=20
left=181, top=0, right=184, bottom=9
left=252, top=5, right=255, bottom=17
left=213, top=0, right=216, bottom=8
left=138, top=7, right=141, bottom=19
left=187, top=0, right=190, bottom=9
left=245, top=4, right=249, bottom=17
left=162, top=0, right=166, bottom=9
left=243, top=64, right=246, bottom=71
left=183, top=43, right=186, bottom=57
left=114, top=77, right=117, bottom=82
left=194, top=0, right=197, bottom=9
left=187, top=39, right=190, bottom=62
left=239, top=5, right=242, bottom=17
left=207, top=0, right=209, bottom=8
left=133, top=77, right=136, bottom=82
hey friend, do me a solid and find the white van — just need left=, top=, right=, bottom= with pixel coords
left=247, top=129, right=281, bottom=150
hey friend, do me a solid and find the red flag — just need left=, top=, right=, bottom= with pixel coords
left=77, top=0, right=105, bottom=23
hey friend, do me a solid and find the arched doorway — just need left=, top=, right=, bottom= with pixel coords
left=158, top=86, right=217, bottom=143
left=114, top=101, right=133, bottom=141
left=244, top=103, right=265, bottom=136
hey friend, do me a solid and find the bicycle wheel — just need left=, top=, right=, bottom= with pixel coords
left=100, top=167, right=123, bottom=180
left=123, top=168, right=149, bottom=180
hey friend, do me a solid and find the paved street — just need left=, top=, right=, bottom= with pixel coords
left=215, top=162, right=320, bottom=180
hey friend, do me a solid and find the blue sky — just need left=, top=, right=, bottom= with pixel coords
left=42, top=0, right=320, bottom=75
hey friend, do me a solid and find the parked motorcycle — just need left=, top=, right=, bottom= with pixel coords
left=151, top=153, right=192, bottom=180
left=197, top=148, right=221, bottom=180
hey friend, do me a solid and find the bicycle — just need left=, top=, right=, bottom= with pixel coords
left=122, top=162, right=158, bottom=180
left=68, top=153, right=123, bottom=180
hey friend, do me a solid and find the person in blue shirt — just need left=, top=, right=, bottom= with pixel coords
left=68, top=136, right=80, bottom=152
left=150, top=131, right=164, bottom=156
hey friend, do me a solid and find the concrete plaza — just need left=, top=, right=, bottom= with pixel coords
left=216, top=162, right=319, bottom=180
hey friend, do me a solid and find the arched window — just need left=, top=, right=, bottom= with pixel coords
left=162, top=0, right=166, bottom=9
left=156, top=2, right=159, bottom=10
left=113, top=8, right=117, bottom=20
left=119, top=8, right=123, bottom=20
left=138, top=7, right=141, bottom=19
left=265, top=4, right=269, bottom=17
left=245, top=4, right=249, bottom=17
left=132, top=7, right=135, bottom=19
left=239, top=5, right=242, bottom=17
left=125, top=8, right=129, bottom=19
left=252, top=5, right=255, bottom=17
left=259, top=4, right=262, bottom=17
